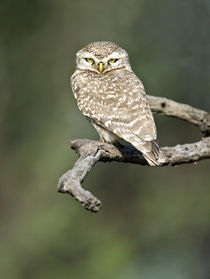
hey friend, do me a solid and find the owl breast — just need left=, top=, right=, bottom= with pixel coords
left=71, top=69, right=145, bottom=121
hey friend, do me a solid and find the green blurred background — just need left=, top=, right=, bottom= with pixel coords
left=1, top=0, right=210, bottom=278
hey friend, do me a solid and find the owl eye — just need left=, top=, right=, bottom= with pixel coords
left=85, top=58, right=94, bottom=63
left=108, top=58, right=119, bottom=64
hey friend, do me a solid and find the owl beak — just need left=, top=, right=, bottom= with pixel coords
left=98, top=62, right=104, bottom=74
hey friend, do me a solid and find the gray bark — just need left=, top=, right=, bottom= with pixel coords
left=58, top=96, right=210, bottom=212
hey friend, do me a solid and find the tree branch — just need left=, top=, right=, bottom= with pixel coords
left=148, top=96, right=210, bottom=135
left=57, top=96, right=210, bottom=212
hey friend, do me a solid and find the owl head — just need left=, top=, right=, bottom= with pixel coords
left=75, top=41, right=132, bottom=74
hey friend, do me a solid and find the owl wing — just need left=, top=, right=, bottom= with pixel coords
left=97, top=72, right=159, bottom=165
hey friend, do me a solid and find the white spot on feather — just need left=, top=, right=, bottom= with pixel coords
left=105, top=120, right=112, bottom=127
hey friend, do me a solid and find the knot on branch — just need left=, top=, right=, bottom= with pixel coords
left=201, top=113, right=210, bottom=136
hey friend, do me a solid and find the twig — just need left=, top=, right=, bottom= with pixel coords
left=57, top=96, right=210, bottom=212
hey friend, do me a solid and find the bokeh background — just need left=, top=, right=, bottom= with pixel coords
left=1, top=0, right=210, bottom=278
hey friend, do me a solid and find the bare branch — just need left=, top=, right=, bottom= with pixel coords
left=148, top=95, right=210, bottom=135
left=57, top=96, right=210, bottom=212
left=58, top=146, right=103, bottom=212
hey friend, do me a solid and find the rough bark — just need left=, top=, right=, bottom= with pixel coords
left=57, top=96, right=210, bottom=212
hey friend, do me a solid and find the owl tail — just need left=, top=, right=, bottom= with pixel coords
left=128, top=136, right=160, bottom=166
left=115, top=133, right=160, bottom=166
left=142, top=140, right=159, bottom=166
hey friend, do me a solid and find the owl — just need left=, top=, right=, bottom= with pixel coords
left=71, top=41, right=159, bottom=166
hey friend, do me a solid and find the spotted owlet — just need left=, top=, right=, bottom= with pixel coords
left=71, top=41, right=159, bottom=165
